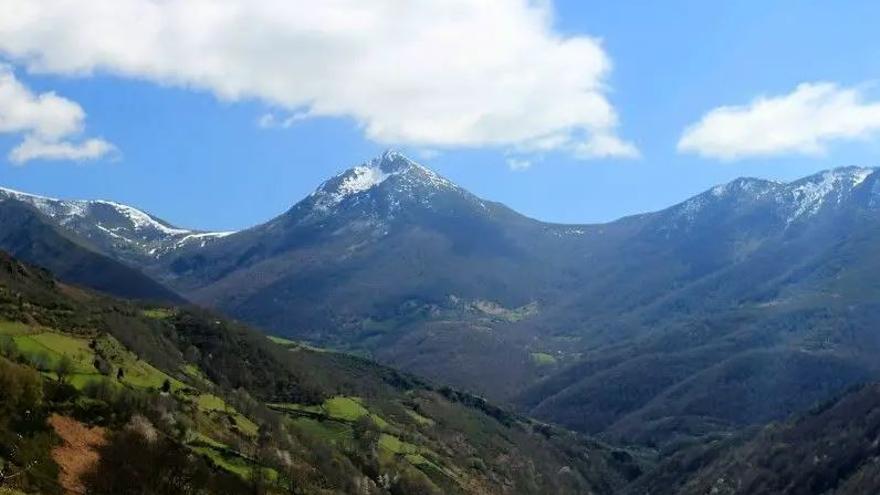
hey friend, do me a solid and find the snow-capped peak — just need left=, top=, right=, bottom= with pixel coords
left=309, top=150, right=456, bottom=210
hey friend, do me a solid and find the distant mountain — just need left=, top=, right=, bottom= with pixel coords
left=0, top=194, right=184, bottom=302
left=0, top=186, right=233, bottom=264
left=517, top=166, right=880, bottom=446
left=5, top=154, right=880, bottom=450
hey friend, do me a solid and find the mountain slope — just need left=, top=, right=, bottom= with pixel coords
left=0, top=250, right=643, bottom=494
left=624, top=382, right=880, bottom=495
left=0, top=196, right=183, bottom=302
left=516, top=166, right=880, bottom=446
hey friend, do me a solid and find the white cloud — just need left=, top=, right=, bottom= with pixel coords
left=0, top=64, right=83, bottom=140
left=678, top=82, right=880, bottom=160
left=0, top=64, right=113, bottom=164
left=574, top=133, right=640, bottom=159
left=10, top=136, right=115, bottom=164
left=506, top=158, right=532, bottom=171
left=0, top=0, right=636, bottom=160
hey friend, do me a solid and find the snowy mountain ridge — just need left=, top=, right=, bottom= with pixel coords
left=0, top=186, right=233, bottom=258
left=2, top=155, right=877, bottom=263
left=675, top=166, right=877, bottom=225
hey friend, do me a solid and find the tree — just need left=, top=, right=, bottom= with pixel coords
left=0, top=357, right=42, bottom=421
left=56, top=355, right=74, bottom=384
left=30, top=352, right=51, bottom=372
left=0, top=335, right=17, bottom=359
left=117, top=367, right=125, bottom=380
left=161, top=379, right=171, bottom=394
left=390, top=471, right=440, bottom=495
left=94, top=357, right=112, bottom=375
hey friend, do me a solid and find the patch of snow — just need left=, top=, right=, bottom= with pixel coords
left=177, top=231, right=235, bottom=241
left=677, top=196, right=707, bottom=222
left=172, top=231, right=236, bottom=249
left=0, top=186, right=86, bottom=219
left=95, top=224, right=129, bottom=241
left=93, top=200, right=191, bottom=235
left=783, top=168, right=873, bottom=223
left=335, top=166, right=390, bottom=201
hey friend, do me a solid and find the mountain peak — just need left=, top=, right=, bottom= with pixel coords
left=308, top=151, right=457, bottom=211
left=375, top=149, right=417, bottom=173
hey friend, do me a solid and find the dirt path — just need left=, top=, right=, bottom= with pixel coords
left=48, top=415, right=107, bottom=495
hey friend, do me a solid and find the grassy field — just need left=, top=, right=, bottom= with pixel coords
left=274, top=395, right=456, bottom=483
left=292, top=417, right=354, bottom=444
left=7, top=327, right=190, bottom=394
left=324, top=396, right=369, bottom=421
left=0, top=320, right=33, bottom=336
left=94, top=335, right=186, bottom=390
left=530, top=352, right=558, bottom=366
left=405, top=409, right=435, bottom=426
left=378, top=433, right=421, bottom=455
left=190, top=440, right=277, bottom=481
left=268, top=402, right=324, bottom=415
left=141, top=308, right=175, bottom=319
left=267, top=335, right=328, bottom=353
left=267, top=335, right=298, bottom=346
left=196, top=393, right=259, bottom=437
left=13, top=332, right=95, bottom=373
left=272, top=396, right=390, bottom=430
left=325, top=396, right=390, bottom=428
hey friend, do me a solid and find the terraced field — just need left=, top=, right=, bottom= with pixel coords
left=0, top=319, right=265, bottom=482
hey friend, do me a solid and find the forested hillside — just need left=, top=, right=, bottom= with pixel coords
left=0, top=251, right=641, bottom=494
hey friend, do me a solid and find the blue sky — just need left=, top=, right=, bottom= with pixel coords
left=1, top=1, right=880, bottom=231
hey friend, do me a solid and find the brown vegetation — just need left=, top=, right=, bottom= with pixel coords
left=48, top=415, right=106, bottom=495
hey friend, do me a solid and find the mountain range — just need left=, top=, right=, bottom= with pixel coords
left=3, top=151, right=880, bottom=450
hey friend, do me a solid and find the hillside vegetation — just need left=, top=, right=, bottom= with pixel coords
left=0, top=251, right=641, bottom=494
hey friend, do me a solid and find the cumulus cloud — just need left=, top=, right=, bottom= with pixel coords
left=678, top=82, right=880, bottom=160
left=9, top=136, right=115, bottom=164
left=574, top=133, right=640, bottom=159
left=0, top=0, right=636, bottom=160
left=0, top=64, right=113, bottom=164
